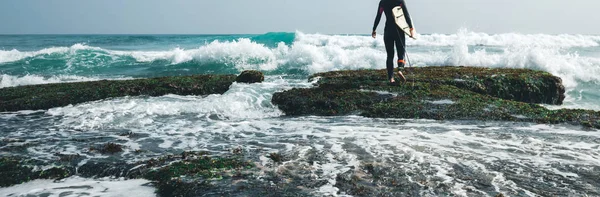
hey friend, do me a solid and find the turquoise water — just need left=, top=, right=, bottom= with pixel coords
left=1, top=31, right=600, bottom=196
left=0, top=33, right=296, bottom=77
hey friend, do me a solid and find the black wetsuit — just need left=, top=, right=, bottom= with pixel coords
left=373, top=0, right=413, bottom=80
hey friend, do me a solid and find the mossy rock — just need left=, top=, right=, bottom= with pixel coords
left=145, top=155, right=254, bottom=182
left=273, top=67, right=599, bottom=129
left=0, top=151, right=254, bottom=190
left=0, top=157, right=74, bottom=187
left=0, top=71, right=265, bottom=112
left=310, top=66, right=565, bottom=105
left=0, top=157, right=37, bottom=187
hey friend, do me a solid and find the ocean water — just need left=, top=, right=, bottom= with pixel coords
left=1, top=30, right=600, bottom=196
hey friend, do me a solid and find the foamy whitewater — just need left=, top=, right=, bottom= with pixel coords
left=1, top=30, right=599, bottom=196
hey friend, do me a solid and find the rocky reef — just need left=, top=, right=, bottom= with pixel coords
left=0, top=71, right=265, bottom=112
left=0, top=151, right=315, bottom=197
left=272, top=66, right=600, bottom=129
left=2, top=66, right=600, bottom=197
left=3, top=147, right=598, bottom=197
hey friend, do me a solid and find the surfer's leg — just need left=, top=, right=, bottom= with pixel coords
left=394, top=30, right=406, bottom=82
left=395, top=31, right=406, bottom=68
left=384, top=33, right=395, bottom=82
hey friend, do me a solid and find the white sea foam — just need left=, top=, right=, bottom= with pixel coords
left=296, top=30, right=600, bottom=48
left=2, top=31, right=598, bottom=65
left=410, top=30, right=600, bottom=47
left=114, top=38, right=279, bottom=71
left=45, top=77, right=305, bottom=129
left=3, top=108, right=599, bottom=195
left=0, top=43, right=105, bottom=64
left=0, top=74, right=131, bottom=88
left=0, top=176, right=155, bottom=197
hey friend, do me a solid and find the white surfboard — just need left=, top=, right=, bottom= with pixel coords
left=392, top=6, right=416, bottom=39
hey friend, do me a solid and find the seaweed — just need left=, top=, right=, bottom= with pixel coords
left=0, top=70, right=265, bottom=112
left=273, top=67, right=599, bottom=129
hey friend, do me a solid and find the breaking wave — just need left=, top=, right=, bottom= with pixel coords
left=1, top=30, right=599, bottom=90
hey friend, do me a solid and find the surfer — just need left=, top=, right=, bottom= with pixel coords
left=372, top=0, right=415, bottom=83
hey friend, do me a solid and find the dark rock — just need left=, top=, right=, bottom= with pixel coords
left=0, top=157, right=75, bottom=187
left=155, top=179, right=214, bottom=197
left=0, top=74, right=237, bottom=112
left=272, top=67, right=600, bottom=129
left=0, top=151, right=255, bottom=190
left=37, top=166, right=74, bottom=180
left=55, top=153, right=85, bottom=163
left=236, top=70, right=265, bottom=84
left=76, top=161, right=134, bottom=178
left=144, top=155, right=254, bottom=182
left=0, top=157, right=37, bottom=187
left=267, top=152, right=287, bottom=164
left=90, top=142, right=124, bottom=154
left=310, top=66, right=565, bottom=105
left=272, top=87, right=381, bottom=116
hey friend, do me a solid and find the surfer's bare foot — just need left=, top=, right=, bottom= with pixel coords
left=397, top=71, right=406, bottom=82
left=389, top=78, right=395, bottom=83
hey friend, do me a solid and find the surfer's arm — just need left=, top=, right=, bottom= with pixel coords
left=400, top=1, right=413, bottom=29
left=372, top=2, right=384, bottom=32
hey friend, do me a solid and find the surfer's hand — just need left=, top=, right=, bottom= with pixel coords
left=410, top=28, right=416, bottom=38
left=372, top=31, right=376, bottom=38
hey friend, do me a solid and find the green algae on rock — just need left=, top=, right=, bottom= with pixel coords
left=272, top=66, right=600, bottom=129
left=0, top=157, right=74, bottom=187
left=145, top=153, right=255, bottom=196
left=0, top=71, right=265, bottom=112
left=310, top=66, right=565, bottom=105
left=0, top=150, right=320, bottom=196
left=0, top=151, right=258, bottom=195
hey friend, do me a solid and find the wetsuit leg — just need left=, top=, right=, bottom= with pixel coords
left=395, top=28, right=406, bottom=68
left=383, top=30, right=396, bottom=80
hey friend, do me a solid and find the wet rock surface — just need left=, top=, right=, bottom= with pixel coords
left=2, top=143, right=599, bottom=196
left=0, top=151, right=315, bottom=196
left=236, top=70, right=265, bottom=84
left=0, top=71, right=264, bottom=112
left=272, top=67, right=600, bottom=129
left=2, top=67, right=599, bottom=197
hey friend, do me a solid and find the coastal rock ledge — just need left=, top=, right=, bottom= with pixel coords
left=272, top=66, right=600, bottom=129
left=0, top=70, right=264, bottom=112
